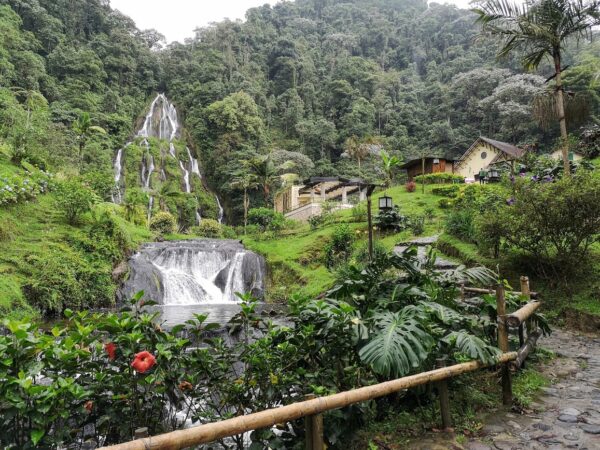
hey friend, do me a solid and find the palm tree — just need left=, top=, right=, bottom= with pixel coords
left=344, top=135, right=370, bottom=172
left=230, top=168, right=259, bottom=233
left=473, top=0, right=600, bottom=175
left=155, top=184, right=183, bottom=211
left=247, top=155, right=280, bottom=206
left=73, top=112, right=106, bottom=160
left=380, top=150, right=403, bottom=187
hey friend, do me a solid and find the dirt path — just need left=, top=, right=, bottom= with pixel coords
left=411, top=329, right=600, bottom=450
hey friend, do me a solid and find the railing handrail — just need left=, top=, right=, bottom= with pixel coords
left=100, top=352, right=517, bottom=450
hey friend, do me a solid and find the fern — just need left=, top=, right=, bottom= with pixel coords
left=359, top=309, right=434, bottom=378
left=442, top=330, right=502, bottom=365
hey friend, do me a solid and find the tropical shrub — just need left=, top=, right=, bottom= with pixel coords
left=248, top=207, right=285, bottom=231
left=149, top=211, right=176, bottom=234
left=409, top=215, right=425, bottom=236
left=54, top=180, right=98, bottom=224
left=445, top=209, right=475, bottom=242
left=193, top=218, right=222, bottom=238
left=0, top=248, right=515, bottom=450
left=405, top=181, right=416, bottom=192
left=431, top=185, right=460, bottom=197
left=414, top=173, right=465, bottom=184
left=351, top=203, right=367, bottom=222
left=324, top=224, right=355, bottom=268
left=0, top=170, right=53, bottom=207
left=437, top=198, right=453, bottom=209
left=375, top=206, right=409, bottom=232
left=501, top=174, right=600, bottom=275
left=308, top=213, right=325, bottom=230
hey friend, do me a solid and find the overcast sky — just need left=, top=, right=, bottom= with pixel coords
left=109, top=0, right=475, bottom=43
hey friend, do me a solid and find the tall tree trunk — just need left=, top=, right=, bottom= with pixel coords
left=554, top=53, right=570, bottom=176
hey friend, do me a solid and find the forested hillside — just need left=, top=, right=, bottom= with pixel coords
left=161, top=0, right=600, bottom=219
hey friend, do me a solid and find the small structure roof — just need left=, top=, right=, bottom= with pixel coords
left=478, top=137, right=524, bottom=159
left=399, top=156, right=453, bottom=169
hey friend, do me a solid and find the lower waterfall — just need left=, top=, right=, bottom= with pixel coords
left=121, top=239, right=266, bottom=305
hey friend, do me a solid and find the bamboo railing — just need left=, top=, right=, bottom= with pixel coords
left=100, top=278, right=542, bottom=450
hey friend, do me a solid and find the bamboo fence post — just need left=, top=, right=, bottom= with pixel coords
left=520, top=276, right=533, bottom=336
left=518, top=324, right=526, bottom=369
left=304, top=394, right=324, bottom=450
left=436, top=357, right=452, bottom=430
left=134, top=428, right=148, bottom=439
left=496, top=284, right=512, bottom=406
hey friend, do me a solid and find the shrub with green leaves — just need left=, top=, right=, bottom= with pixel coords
left=445, top=209, right=475, bottom=242
left=431, top=185, right=460, bottom=197
left=409, top=214, right=425, bottom=236
left=414, top=173, right=465, bottom=184
left=149, top=211, right=176, bottom=234
left=192, top=218, right=222, bottom=238
left=0, top=169, right=53, bottom=207
left=375, top=206, right=409, bottom=232
left=54, top=180, right=98, bottom=224
left=324, top=224, right=355, bottom=268
left=248, top=207, right=285, bottom=231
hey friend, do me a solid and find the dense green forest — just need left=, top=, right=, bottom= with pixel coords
left=161, top=0, right=599, bottom=218
left=0, top=0, right=599, bottom=315
left=1, top=0, right=599, bottom=219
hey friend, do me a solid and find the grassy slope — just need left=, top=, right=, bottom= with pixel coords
left=0, top=159, right=154, bottom=317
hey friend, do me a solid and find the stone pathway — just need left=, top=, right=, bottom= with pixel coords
left=410, top=329, right=600, bottom=450
left=471, top=329, right=600, bottom=450
left=394, top=234, right=459, bottom=270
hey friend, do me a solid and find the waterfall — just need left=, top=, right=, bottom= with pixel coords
left=169, top=143, right=176, bottom=158
left=179, top=160, right=191, bottom=193
left=145, top=155, right=155, bottom=189
left=111, top=147, right=124, bottom=203
left=138, top=93, right=179, bottom=140
left=147, top=196, right=154, bottom=223
left=187, top=147, right=202, bottom=180
left=121, top=240, right=266, bottom=305
left=215, top=195, right=224, bottom=224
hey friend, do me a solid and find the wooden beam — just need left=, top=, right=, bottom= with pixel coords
left=462, top=286, right=539, bottom=299
left=506, top=301, right=541, bottom=328
left=511, top=328, right=542, bottom=370
left=100, top=353, right=517, bottom=450
left=496, top=285, right=512, bottom=406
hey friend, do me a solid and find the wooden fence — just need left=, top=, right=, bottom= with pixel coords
left=101, top=277, right=541, bottom=450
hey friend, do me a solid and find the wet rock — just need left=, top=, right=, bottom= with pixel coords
left=483, top=425, right=505, bottom=434
left=467, top=443, right=492, bottom=450
left=558, top=414, right=579, bottom=423
left=533, top=423, right=552, bottom=431
left=580, top=424, right=600, bottom=434
left=560, top=408, right=581, bottom=416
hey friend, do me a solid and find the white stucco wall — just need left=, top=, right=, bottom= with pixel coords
left=550, top=150, right=584, bottom=161
left=455, top=142, right=500, bottom=178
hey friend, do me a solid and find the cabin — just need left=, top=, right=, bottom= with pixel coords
left=550, top=149, right=585, bottom=161
left=400, top=157, right=454, bottom=180
left=454, top=137, right=525, bottom=181
left=274, top=177, right=366, bottom=222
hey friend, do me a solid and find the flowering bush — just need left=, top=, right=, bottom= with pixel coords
left=405, top=180, right=416, bottom=192
left=0, top=170, right=53, bottom=207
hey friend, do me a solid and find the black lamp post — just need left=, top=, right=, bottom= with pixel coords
left=378, top=195, right=393, bottom=212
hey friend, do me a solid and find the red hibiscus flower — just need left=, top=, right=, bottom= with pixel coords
left=104, top=342, right=117, bottom=360
left=84, top=400, right=94, bottom=413
left=131, top=351, right=156, bottom=373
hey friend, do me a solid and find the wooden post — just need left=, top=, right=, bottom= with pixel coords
left=134, top=428, right=148, bottom=439
left=518, top=324, right=525, bottom=369
left=304, top=394, right=324, bottom=450
left=367, top=191, right=373, bottom=260
left=520, top=276, right=533, bottom=335
left=496, top=284, right=512, bottom=406
left=436, top=358, right=452, bottom=430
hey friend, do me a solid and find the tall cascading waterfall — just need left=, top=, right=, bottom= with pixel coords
left=121, top=240, right=266, bottom=305
left=111, top=93, right=225, bottom=223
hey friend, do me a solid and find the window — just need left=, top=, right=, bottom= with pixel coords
left=481, top=151, right=487, bottom=159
